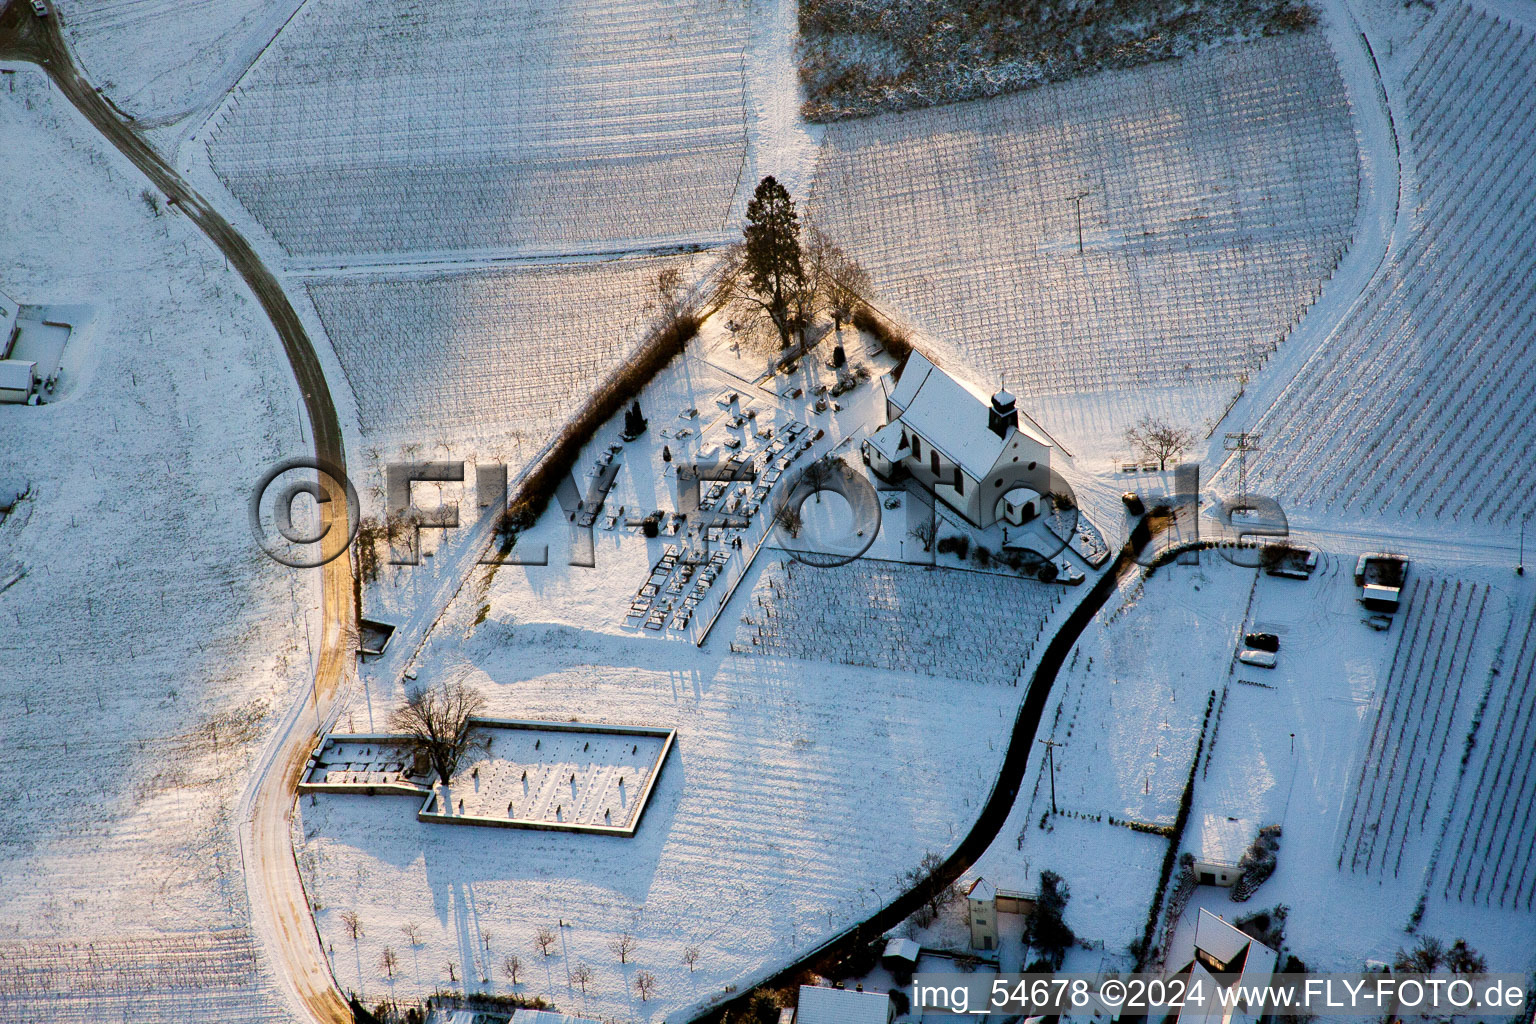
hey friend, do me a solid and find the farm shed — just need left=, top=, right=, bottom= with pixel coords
left=0, top=359, right=37, bottom=403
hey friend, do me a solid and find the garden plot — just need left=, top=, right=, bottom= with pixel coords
left=808, top=31, right=1358, bottom=450
left=0, top=66, right=309, bottom=1019
left=305, top=256, right=706, bottom=456
left=1337, top=578, right=1489, bottom=879
left=1243, top=4, right=1536, bottom=527
left=734, top=558, right=1066, bottom=685
left=202, top=0, right=750, bottom=260
left=1437, top=598, right=1536, bottom=912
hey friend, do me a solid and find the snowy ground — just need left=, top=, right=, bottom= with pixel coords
left=298, top=321, right=1103, bottom=1020
left=808, top=29, right=1359, bottom=458
left=1172, top=548, right=1536, bottom=974
left=0, top=65, right=307, bottom=1021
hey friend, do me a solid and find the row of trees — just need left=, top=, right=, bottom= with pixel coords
left=734, top=176, right=871, bottom=350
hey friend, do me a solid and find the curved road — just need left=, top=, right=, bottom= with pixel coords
left=0, top=6, right=355, bottom=1023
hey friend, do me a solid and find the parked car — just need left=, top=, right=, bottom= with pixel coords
left=1238, top=648, right=1277, bottom=669
left=31, top=0, right=48, bottom=16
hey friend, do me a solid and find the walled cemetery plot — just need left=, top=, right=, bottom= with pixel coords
left=202, top=0, right=750, bottom=259
left=305, top=256, right=705, bottom=455
left=734, top=559, right=1065, bottom=685
left=808, top=31, right=1358, bottom=446
left=1248, top=6, right=1536, bottom=527
left=301, top=722, right=674, bottom=836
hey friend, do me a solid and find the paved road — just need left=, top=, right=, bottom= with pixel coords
left=0, top=6, right=355, bottom=1023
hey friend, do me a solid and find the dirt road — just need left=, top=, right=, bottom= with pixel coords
left=0, top=5, right=355, bottom=1022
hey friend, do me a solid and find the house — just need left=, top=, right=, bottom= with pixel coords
left=1192, top=814, right=1250, bottom=887
left=966, top=877, right=998, bottom=950
left=863, top=352, right=1053, bottom=529
left=882, top=936, right=921, bottom=967
left=0, top=360, right=37, bottom=404
left=1172, top=909, right=1280, bottom=1024
left=796, top=984, right=894, bottom=1024
left=0, top=289, right=19, bottom=354
left=509, top=1011, right=603, bottom=1024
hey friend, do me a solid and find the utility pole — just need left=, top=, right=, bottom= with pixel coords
left=1519, top=513, right=1528, bottom=576
left=1223, top=430, right=1262, bottom=510
left=1064, top=191, right=1091, bottom=255
left=1039, top=738, right=1063, bottom=814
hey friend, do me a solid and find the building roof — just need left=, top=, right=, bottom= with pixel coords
left=866, top=420, right=908, bottom=463
left=884, top=936, right=921, bottom=963
left=0, top=359, right=36, bottom=390
left=1197, top=814, right=1252, bottom=869
left=510, top=1011, right=603, bottom=1024
left=1193, top=908, right=1253, bottom=968
left=797, top=985, right=891, bottom=1024
left=887, top=352, right=1050, bottom=481
left=967, top=877, right=997, bottom=901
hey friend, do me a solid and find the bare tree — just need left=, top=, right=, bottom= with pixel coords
left=445, top=961, right=458, bottom=983
left=654, top=266, right=689, bottom=326
left=609, top=932, right=637, bottom=965
left=682, top=946, right=701, bottom=973
left=534, top=927, right=557, bottom=958
left=635, top=970, right=657, bottom=1002
left=805, top=221, right=871, bottom=329
left=912, top=519, right=937, bottom=553
left=1125, top=417, right=1195, bottom=471
left=400, top=921, right=421, bottom=946
left=379, top=947, right=398, bottom=979
left=774, top=502, right=803, bottom=538
left=1394, top=936, right=1446, bottom=973
left=339, top=910, right=362, bottom=941
left=571, top=961, right=593, bottom=994
left=480, top=928, right=494, bottom=950
left=388, top=679, right=486, bottom=786
left=502, top=954, right=523, bottom=986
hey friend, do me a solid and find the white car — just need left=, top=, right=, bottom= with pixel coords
left=1238, top=648, right=1277, bottom=669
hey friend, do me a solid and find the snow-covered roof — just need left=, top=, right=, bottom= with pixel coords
left=1193, top=908, right=1254, bottom=969
left=797, top=985, right=892, bottom=1024
left=866, top=420, right=907, bottom=463
left=967, top=877, right=997, bottom=901
left=887, top=352, right=1050, bottom=481
left=510, top=1011, right=603, bottom=1024
left=884, top=936, right=921, bottom=962
left=0, top=360, right=37, bottom=390
left=1197, top=814, right=1252, bottom=868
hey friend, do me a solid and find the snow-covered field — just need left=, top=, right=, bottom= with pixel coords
left=199, top=0, right=752, bottom=260
left=0, top=65, right=305, bottom=1023
left=809, top=30, right=1359, bottom=454
left=57, top=0, right=291, bottom=127
left=1243, top=4, right=1536, bottom=528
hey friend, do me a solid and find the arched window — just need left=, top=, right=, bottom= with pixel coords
left=930, top=451, right=941, bottom=476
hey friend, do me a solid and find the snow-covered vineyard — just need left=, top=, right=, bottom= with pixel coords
left=0, top=929, right=292, bottom=1024
left=305, top=256, right=707, bottom=451
left=809, top=31, right=1358, bottom=421
left=734, top=558, right=1067, bottom=684
left=1249, top=5, right=1536, bottom=526
left=200, top=0, right=750, bottom=259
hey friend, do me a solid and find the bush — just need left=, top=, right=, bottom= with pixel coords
left=972, top=545, right=991, bottom=567
left=851, top=302, right=911, bottom=362
left=936, top=535, right=969, bottom=558
left=1037, top=562, right=1059, bottom=582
